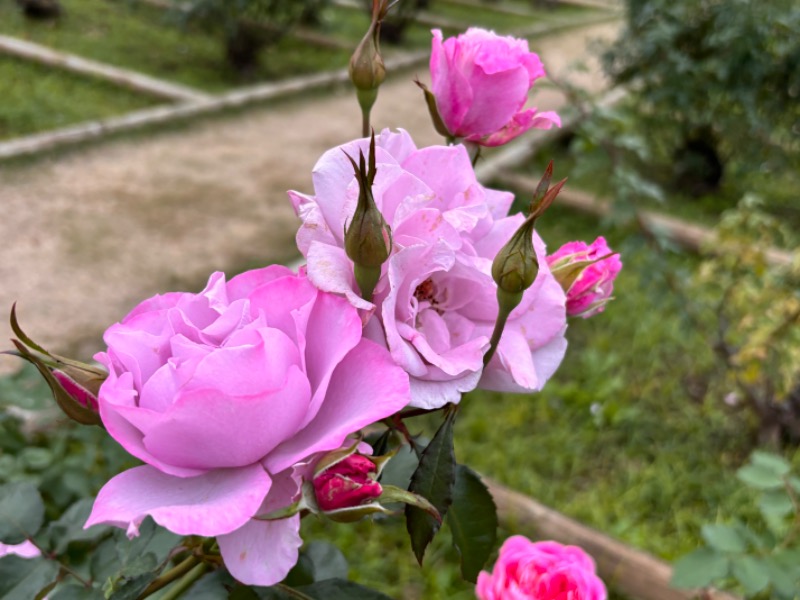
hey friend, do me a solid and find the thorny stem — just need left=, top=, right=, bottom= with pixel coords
left=483, top=297, right=514, bottom=367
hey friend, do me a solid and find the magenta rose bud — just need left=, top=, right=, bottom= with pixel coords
left=313, top=453, right=382, bottom=512
left=546, top=237, right=622, bottom=318
left=429, top=28, right=561, bottom=147
left=476, top=537, right=607, bottom=600
left=52, top=369, right=99, bottom=412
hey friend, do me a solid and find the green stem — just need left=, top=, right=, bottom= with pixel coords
left=137, top=556, right=199, bottom=599
left=483, top=292, right=519, bottom=367
left=159, top=563, right=209, bottom=600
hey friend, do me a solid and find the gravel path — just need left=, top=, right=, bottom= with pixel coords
left=0, top=21, right=618, bottom=375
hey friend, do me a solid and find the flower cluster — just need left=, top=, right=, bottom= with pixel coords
left=6, top=25, right=621, bottom=592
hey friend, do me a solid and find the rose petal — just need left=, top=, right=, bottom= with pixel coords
left=85, top=464, right=271, bottom=537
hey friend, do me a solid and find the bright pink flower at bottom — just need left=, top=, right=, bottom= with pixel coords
left=476, top=537, right=607, bottom=600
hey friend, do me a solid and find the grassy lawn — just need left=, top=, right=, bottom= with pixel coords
left=0, top=56, right=160, bottom=140
left=0, top=0, right=354, bottom=93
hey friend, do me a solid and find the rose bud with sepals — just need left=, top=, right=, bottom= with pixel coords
left=350, top=0, right=391, bottom=135
left=343, top=132, right=392, bottom=304
left=485, top=163, right=565, bottom=365
left=6, top=303, right=103, bottom=425
left=308, top=442, right=440, bottom=524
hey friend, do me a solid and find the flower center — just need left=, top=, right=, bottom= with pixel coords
left=414, top=278, right=447, bottom=317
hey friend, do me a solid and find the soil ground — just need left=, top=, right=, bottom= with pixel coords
left=0, top=21, right=617, bottom=375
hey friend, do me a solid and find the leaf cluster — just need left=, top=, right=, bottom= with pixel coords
left=671, top=451, right=800, bottom=598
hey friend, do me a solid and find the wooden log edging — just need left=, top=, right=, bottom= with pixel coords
left=0, top=35, right=212, bottom=103
left=488, top=479, right=740, bottom=600
left=496, top=171, right=794, bottom=267
left=0, top=50, right=428, bottom=161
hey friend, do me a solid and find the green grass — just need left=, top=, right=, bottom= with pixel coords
left=0, top=0, right=354, bottom=93
left=0, top=56, right=159, bottom=139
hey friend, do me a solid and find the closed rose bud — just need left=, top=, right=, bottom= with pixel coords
left=52, top=368, right=100, bottom=412
left=546, top=237, right=622, bottom=318
left=313, top=453, right=382, bottom=513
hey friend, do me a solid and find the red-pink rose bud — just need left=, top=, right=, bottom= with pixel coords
left=52, top=369, right=99, bottom=412
left=546, top=237, right=622, bottom=318
left=313, top=454, right=383, bottom=512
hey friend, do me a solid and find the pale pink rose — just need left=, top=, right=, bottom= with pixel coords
left=476, top=537, right=607, bottom=600
left=290, top=129, right=567, bottom=409
left=0, top=540, right=41, bottom=559
left=84, top=266, right=410, bottom=586
left=429, top=28, right=560, bottom=147
left=312, top=453, right=382, bottom=512
left=546, top=237, right=622, bottom=318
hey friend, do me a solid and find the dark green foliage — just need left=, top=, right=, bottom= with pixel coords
left=603, top=0, right=800, bottom=186
left=405, top=408, right=456, bottom=565
left=447, top=465, right=497, bottom=582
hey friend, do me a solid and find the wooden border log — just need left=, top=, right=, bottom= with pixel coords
left=0, top=35, right=211, bottom=103
left=488, top=479, right=740, bottom=600
left=495, top=171, right=794, bottom=267
left=0, top=50, right=428, bottom=161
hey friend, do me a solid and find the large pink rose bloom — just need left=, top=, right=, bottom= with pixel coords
left=546, top=237, right=622, bottom=318
left=290, top=129, right=567, bottom=409
left=430, top=28, right=561, bottom=147
left=476, top=537, right=607, bottom=600
left=84, top=266, right=410, bottom=586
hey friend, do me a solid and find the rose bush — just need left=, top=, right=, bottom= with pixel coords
left=84, top=266, right=410, bottom=585
left=476, top=536, right=607, bottom=600
left=290, top=129, right=567, bottom=409
left=429, top=28, right=561, bottom=146
left=547, top=237, right=622, bottom=318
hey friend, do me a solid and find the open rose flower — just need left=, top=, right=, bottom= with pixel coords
left=429, top=28, right=560, bottom=147
left=84, top=266, right=410, bottom=586
left=546, top=237, right=622, bottom=318
left=290, top=129, right=567, bottom=409
left=477, top=537, right=607, bottom=600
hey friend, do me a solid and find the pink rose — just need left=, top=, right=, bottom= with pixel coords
left=476, top=537, right=607, bottom=600
left=429, top=28, right=561, bottom=147
left=312, top=453, right=382, bottom=512
left=290, top=129, right=567, bottom=409
left=546, top=237, right=622, bottom=318
left=84, top=266, right=410, bottom=586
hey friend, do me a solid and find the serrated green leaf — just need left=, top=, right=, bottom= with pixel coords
left=405, top=408, right=456, bottom=565
left=181, top=570, right=235, bottom=600
left=701, top=524, right=747, bottom=554
left=750, top=451, right=791, bottom=477
left=758, top=490, right=794, bottom=519
left=296, top=579, right=393, bottom=599
left=731, top=555, right=769, bottom=595
left=737, top=464, right=784, bottom=490
left=0, top=556, right=59, bottom=599
left=0, top=481, right=45, bottom=544
left=447, top=465, right=497, bottom=583
left=670, top=548, right=729, bottom=588
left=284, top=542, right=348, bottom=587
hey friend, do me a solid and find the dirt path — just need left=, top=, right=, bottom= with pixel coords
left=0, top=21, right=618, bottom=375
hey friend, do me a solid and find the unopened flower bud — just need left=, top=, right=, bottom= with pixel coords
left=313, top=453, right=383, bottom=513
left=7, top=304, right=104, bottom=426
left=547, top=237, right=622, bottom=318
left=344, top=134, right=392, bottom=302
left=351, top=0, right=390, bottom=135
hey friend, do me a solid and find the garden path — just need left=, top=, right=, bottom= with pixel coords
left=0, top=21, right=618, bottom=375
